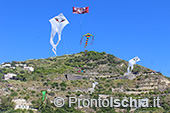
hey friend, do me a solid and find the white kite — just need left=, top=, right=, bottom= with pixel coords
left=87, top=82, right=98, bottom=94
left=127, top=56, right=140, bottom=74
left=92, top=82, right=98, bottom=90
left=49, top=13, right=69, bottom=55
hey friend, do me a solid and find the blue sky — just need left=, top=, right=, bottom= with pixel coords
left=0, top=0, right=170, bottom=76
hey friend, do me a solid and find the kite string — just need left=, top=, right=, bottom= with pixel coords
left=84, top=16, right=128, bottom=60
left=80, top=14, right=83, bottom=36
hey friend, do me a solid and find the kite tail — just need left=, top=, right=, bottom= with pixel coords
left=90, top=36, right=94, bottom=45
left=50, top=34, right=61, bottom=56
left=52, top=48, right=57, bottom=56
left=80, top=37, right=83, bottom=45
left=131, top=65, right=134, bottom=72
left=84, top=37, right=89, bottom=48
left=53, top=34, right=61, bottom=56
left=127, top=64, right=134, bottom=75
left=91, top=88, right=94, bottom=94
left=127, top=66, right=130, bottom=75
left=55, top=34, right=61, bottom=47
left=50, top=32, right=57, bottom=55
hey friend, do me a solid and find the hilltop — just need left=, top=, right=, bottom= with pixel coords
left=0, top=51, right=170, bottom=113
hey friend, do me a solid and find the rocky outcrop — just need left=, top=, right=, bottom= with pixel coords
left=65, top=74, right=89, bottom=81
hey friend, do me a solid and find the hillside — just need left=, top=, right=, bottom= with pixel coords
left=0, top=51, right=170, bottom=113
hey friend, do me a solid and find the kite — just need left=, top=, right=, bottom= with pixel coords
left=49, top=13, right=69, bottom=55
left=92, top=82, right=98, bottom=90
left=88, top=82, right=98, bottom=94
left=127, top=56, right=140, bottom=74
left=73, top=7, right=89, bottom=37
left=80, top=33, right=94, bottom=48
left=42, top=91, right=47, bottom=101
left=73, top=7, right=89, bottom=14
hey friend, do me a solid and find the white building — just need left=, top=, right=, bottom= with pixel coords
left=1, top=64, right=11, bottom=68
left=12, top=99, right=33, bottom=110
left=99, top=94, right=109, bottom=99
left=15, top=64, right=26, bottom=67
left=4, top=73, right=17, bottom=80
left=24, top=66, right=34, bottom=72
left=10, top=67, right=16, bottom=69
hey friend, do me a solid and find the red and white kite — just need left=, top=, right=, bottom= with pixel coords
left=73, top=7, right=89, bottom=14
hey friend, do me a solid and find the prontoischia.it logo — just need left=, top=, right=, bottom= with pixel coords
left=54, top=97, right=161, bottom=108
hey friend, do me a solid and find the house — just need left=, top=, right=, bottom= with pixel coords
left=143, top=71, right=159, bottom=75
left=12, top=99, right=30, bottom=110
left=10, top=67, right=16, bottom=69
left=12, top=99, right=37, bottom=111
left=112, top=87, right=124, bottom=93
left=24, top=66, right=34, bottom=72
left=1, top=63, right=35, bottom=72
left=15, top=64, right=26, bottom=67
left=4, top=73, right=17, bottom=80
left=1, top=63, right=11, bottom=68
left=99, top=94, right=109, bottom=99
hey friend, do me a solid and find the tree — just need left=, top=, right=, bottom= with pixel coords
left=0, top=96, right=15, bottom=111
left=0, top=73, right=3, bottom=82
left=11, top=61, right=16, bottom=67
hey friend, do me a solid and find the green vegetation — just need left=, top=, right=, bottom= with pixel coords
left=0, top=51, right=170, bottom=112
left=0, top=97, right=15, bottom=111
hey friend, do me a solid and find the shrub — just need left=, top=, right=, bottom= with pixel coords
left=164, top=90, right=168, bottom=94
left=31, top=91, right=36, bottom=94
left=31, top=100, right=36, bottom=104
left=136, top=85, right=139, bottom=88
left=0, top=97, right=15, bottom=111
left=61, top=88, right=66, bottom=91
left=49, top=92, right=55, bottom=96
left=11, top=92, right=18, bottom=97
left=60, top=82, right=67, bottom=87
left=51, top=82, right=58, bottom=88
left=126, top=89, right=131, bottom=91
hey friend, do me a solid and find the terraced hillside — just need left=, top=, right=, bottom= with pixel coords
left=0, top=51, right=170, bottom=113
